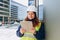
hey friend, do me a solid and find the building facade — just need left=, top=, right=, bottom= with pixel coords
left=11, top=0, right=27, bottom=21
left=0, top=0, right=10, bottom=23
left=28, top=0, right=35, bottom=6
left=11, top=4, right=18, bottom=21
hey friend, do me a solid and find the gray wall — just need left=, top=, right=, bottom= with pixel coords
left=44, top=0, right=60, bottom=40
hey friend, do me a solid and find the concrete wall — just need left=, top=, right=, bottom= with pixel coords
left=44, top=0, right=60, bottom=40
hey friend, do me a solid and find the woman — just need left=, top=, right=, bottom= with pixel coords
left=16, top=6, right=45, bottom=40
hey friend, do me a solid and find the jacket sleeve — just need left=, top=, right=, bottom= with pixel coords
left=16, top=26, right=24, bottom=37
left=34, top=22, right=45, bottom=40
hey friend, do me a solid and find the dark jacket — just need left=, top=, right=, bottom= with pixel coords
left=16, top=22, right=45, bottom=40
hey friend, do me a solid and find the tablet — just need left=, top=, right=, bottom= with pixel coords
left=20, top=21, right=33, bottom=32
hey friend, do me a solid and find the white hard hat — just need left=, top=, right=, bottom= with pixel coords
left=27, top=6, right=37, bottom=12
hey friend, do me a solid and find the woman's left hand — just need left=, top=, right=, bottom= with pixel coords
left=30, top=27, right=36, bottom=34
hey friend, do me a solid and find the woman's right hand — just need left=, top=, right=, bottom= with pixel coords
left=20, top=28, right=26, bottom=34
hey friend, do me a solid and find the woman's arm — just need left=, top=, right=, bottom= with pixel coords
left=34, top=22, right=45, bottom=40
left=16, top=26, right=24, bottom=37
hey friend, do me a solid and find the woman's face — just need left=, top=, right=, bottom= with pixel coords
left=27, top=11, right=35, bottom=20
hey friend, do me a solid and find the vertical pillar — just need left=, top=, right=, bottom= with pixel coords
left=2, top=16, right=4, bottom=24
left=35, top=0, right=39, bottom=17
left=8, top=17, right=9, bottom=24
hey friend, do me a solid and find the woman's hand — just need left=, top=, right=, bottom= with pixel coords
left=30, top=27, right=36, bottom=34
left=20, top=28, right=26, bottom=34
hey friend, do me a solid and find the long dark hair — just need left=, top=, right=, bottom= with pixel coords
left=25, top=12, right=40, bottom=27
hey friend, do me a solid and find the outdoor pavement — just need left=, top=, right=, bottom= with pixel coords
left=0, top=25, right=20, bottom=40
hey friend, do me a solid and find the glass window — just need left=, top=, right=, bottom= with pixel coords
left=11, top=5, right=18, bottom=19
left=0, top=4, right=3, bottom=6
left=0, top=8, right=9, bottom=12
left=4, top=5, right=9, bottom=8
left=7, top=0, right=9, bottom=1
left=0, top=12, right=9, bottom=15
left=4, top=17, right=8, bottom=22
left=0, top=0, right=3, bottom=2
left=0, top=16, right=3, bottom=21
left=0, top=8, right=3, bottom=10
left=4, top=9, right=9, bottom=12
left=28, top=1, right=34, bottom=6
left=3, top=1, right=8, bottom=4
